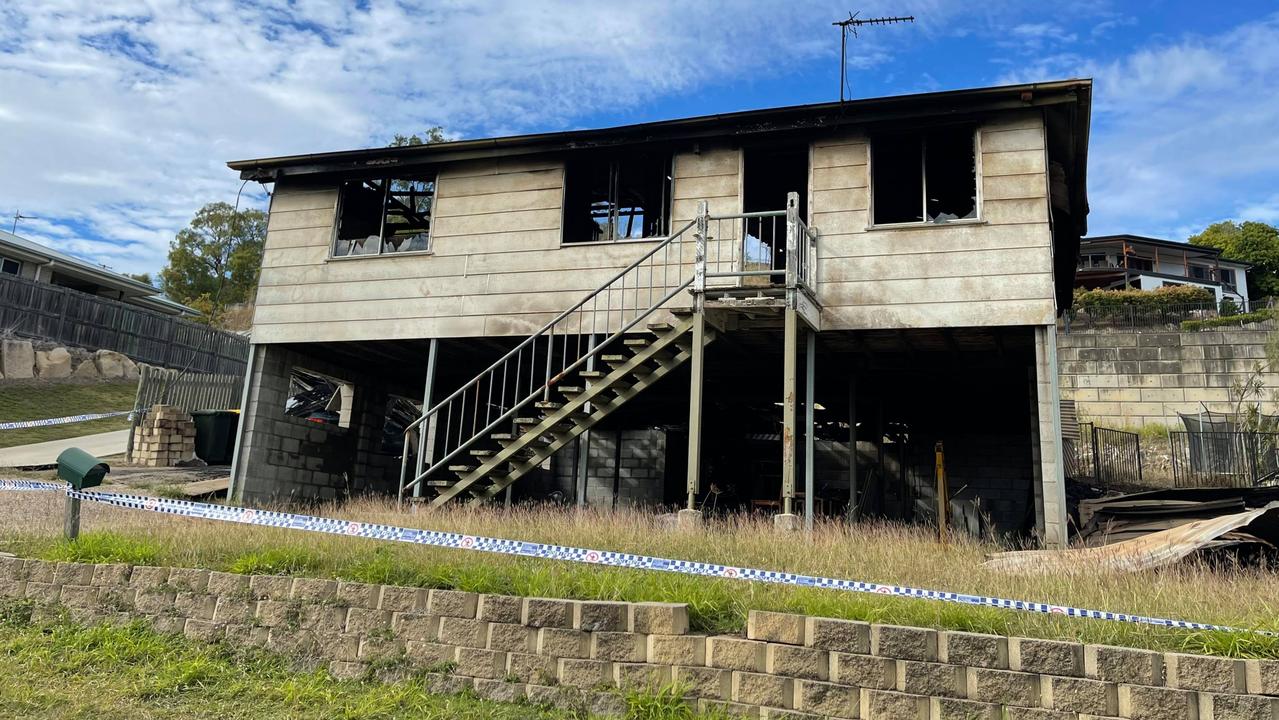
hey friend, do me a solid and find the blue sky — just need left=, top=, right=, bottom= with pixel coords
left=1, top=1, right=1277, bottom=277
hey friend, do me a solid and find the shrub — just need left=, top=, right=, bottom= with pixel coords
left=1220, top=297, right=1241, bottom=316
left=1181, top=309, right=1273, bottom=331
left=1073, top=285, right=1215, bottom=314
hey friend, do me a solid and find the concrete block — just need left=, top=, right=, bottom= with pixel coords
left=127, top=565, right=169, bottom=589
left=647, top=634, right=706, bottom=665
left=629, top=602, right=689, bottom=635
left=1247, top=660, right=1279, bottom=695
left=1010, top=637, right=1084, bottom=676
left=248, top=575, right=293, bottom=600
left=1165, top=652, right=1246, bottom=693
left=861, top=689, right=929, bottom=719
left=766, top=643, right=829, bottom=681
left=290, top=577, right=337, bottom=603
left=871, top=624, right=937, bottom=661
left=591, top=632, right=647, bottom=663
left=897, top=660, right=966, bottom=698
left=357, top=635, right=405, bottom=662
left=328, top=660, right=368, bottom=680
left=58, top=585, right=99, bottom=609
left=315, top=632, right=361, bottom=662
left=794, top=679, right=859, bottom=718
left=1, top=339, right=34, bottom=378
left=588, top=691, right=628, bottom=718
left=676, top=508, right=703, bottom=528
left=405, top=641, right=457, bottom=669
left=1041, top=676, right=1118, bottom=715
left=455, top=647, right=507, bottom=679
left=929, top=696, right=1001, bottom=719
left=966, top=668, right=1040, bottom=707
left=831, top=653, right=896, bottom=690
left=774, top=513, right=801, bottom=531
left=211, top=596, right=255, bottom=623
left=673, top=666, right=732, bottom=700
left=473, top=678, right=527, bottom=704
left=1001, top=709, right=1073, bottom=720
left=53, top=563, right=95, bottom=586
left=1085, top=645, right=1163, bottom=685
left=344, top=607, right=391, bottom=634
left=1199, top=693, right=1279, bottom=720
left=523, top=597, right=575, bottom=628
left=438, top=617, right=487, bottom=648
left=379, top=585, right=426, bottom=613
left=336, top=581, right=380, bottom=609
left=391, top=612, right=439, bottom=642
left=558, top=658, right=611, bottom=688
left=508, top=652, right=560, bottom=684
left=707, top=636, right=768, bottom=672
left=167, top=568, right=210, bottom=593
left=537, top=628, right=590, bottom=658
left=575, top=601, right=629, bottom=632
left=939, top=631, right=1007, bottom=669
left=254, top=600, right=295, bottom=627
left=206, top=571, right=248, bottom=596
left=806, top=617, right=871, bottom=655
left=173, top=592, right=216, bottom=620
left=749, top=610, right=807, bottom=645
left=476, top=594, right=523, bottom=623
left=732, top=671, right=793, bottom=708
left=1117, top=684, right=1196, bottom=720
left=487, top=622, right=535, bottom=653
left=613, top=662, right=671, bottom=690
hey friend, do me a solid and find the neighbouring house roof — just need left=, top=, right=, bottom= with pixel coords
left=1082, top=234, right=1252, bottom=268
left=0, top=229, right=200, bottom=315
left=228, top=78, right=1092, bottom=236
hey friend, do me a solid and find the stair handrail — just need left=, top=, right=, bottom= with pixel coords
left=399, top=212, right=704, bottom=498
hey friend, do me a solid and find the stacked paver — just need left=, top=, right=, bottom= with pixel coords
left=129, top=404, right=196, bottom=467
left=2, top=556, right=1276, bottom=719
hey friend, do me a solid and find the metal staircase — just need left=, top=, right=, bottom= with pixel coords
left=398, top=193, right=817, bottom=507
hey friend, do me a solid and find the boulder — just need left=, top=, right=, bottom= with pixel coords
left=0, top=338, right=34, bottom=379
left=34, top=347, right=72, bottom=378
left=119, top=354, right=140, bottom=380
left=94, top=349, right=129, bottom=378
left=72, top=359, right=100, bottom=379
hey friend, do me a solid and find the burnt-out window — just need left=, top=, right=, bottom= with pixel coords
left=871, top=127, right=977, bottom=225
left=333, top=176, right=436, bottom=257
left=1128, top=256, right=1154, bottom=272
left=564, top=153, right=672, bottom=243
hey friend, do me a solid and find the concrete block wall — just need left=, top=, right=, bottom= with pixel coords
left=1059, top=327, right=1279, bottom=428
left=5, top=557, right=1278, bottom=719
left=553, top=429, right=666, bottom=507
left=233, top=344, right=400, bottom=503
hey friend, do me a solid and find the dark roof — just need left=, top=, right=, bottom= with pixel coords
left=228, top=78, right=1091, bottom=186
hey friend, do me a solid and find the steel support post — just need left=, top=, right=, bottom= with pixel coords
left=847, top=374, right=859, bottom=521
left=414, top=338, right=440, bottom=499
left=685, top=311, right=706, bottom=510
left=804, top=328, right=815, bottom=531
left=781, top=307, right=798, bottom=515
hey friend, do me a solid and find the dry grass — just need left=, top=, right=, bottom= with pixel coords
left=1, top=487, right=1278, bottom=657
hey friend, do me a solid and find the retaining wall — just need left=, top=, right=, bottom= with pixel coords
left=3, top=558, right=1278, bottom=719
left=1058, top=327, right=1279, bottom=428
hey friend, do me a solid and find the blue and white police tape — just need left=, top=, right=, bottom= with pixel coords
left=0, top=410, right=131, bottom=431
left=0, top=477, right=1270, bottom=638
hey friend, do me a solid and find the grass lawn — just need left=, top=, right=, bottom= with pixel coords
left=2, top=490, right=1278, bottom=660
left=0, top=380, right=137, bottom=448
left=0, top=608, right=673, bottom=720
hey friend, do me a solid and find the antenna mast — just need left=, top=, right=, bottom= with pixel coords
left=11, top=210, right=37, bottom=235
left=834, top=11, right=915, bottom=102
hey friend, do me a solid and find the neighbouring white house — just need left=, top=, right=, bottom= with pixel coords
left=0, top=229, right=197, bottom=316
left=1075, top=234, right=1251, bottom=307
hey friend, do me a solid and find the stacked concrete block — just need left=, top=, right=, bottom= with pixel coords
left=129, top=404, right=196, bottom=466
left=2, top=560, right=1278, bottom=720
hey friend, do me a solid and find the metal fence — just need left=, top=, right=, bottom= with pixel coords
left=0, top=273, right=248, bottom=375
left=1066, top=423, right=1142, bottom=489
left=1062, top=300, right=1270, bottom=332
left=124, top=364, right=246, bottom=460
left=1169, top=430, right=1279, bottom=488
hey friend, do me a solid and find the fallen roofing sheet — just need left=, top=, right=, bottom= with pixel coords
left=985, top=502, right=1279, bottom=574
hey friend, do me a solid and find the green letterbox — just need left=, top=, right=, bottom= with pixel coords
left=56, top=448, right=109, bottom=490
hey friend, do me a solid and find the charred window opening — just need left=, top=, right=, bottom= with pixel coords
left=564, top=152, right=672, bottom=243
left=872, top=127, right=977, bottom=225
left=0, top=256, right=19, bottom=275
left=380, top=395, right=419, bottom=454
left=334, top=176, right=436, bottom=257
left=285, top=368, right=354, bottom=429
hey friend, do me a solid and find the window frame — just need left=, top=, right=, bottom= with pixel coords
left=329, top=174, right=439, bottom=261
left=560, top=152, right=675, bottom=246
left=867, top=126, right=983, bottom=230
left=0, top=256, right=20, bottom=276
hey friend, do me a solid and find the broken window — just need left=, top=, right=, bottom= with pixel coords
left=333, top=176, right=436, bottom=257
left=0, top=256, right=19, bottom=275
left=285, top=368, right=354, bottom=429
left=380, top=395, right=420, bottom=454
left=1188, top=265, right=1211, bottom=281
left=564, top=152, right=672, bottom=243
left=871, top=127, right=977, bottom=225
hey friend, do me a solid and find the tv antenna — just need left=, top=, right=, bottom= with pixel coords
left=833, top=11, right=915, bottom=102
left=10, top=210, right=37, bottom=234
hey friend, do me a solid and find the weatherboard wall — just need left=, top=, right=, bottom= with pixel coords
left=250, top=111, right=1055, bottom=344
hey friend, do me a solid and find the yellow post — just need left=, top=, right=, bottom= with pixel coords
left=934, top=441, right=948, bottom=545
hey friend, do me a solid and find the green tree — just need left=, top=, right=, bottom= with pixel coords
left=389, top=126, right=446, bottom=147
left=1189, top=220, right=1279, bottom=299
left=160, top=202, right=266, bottom=326
left=126, top=272, right=153, bottom=286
